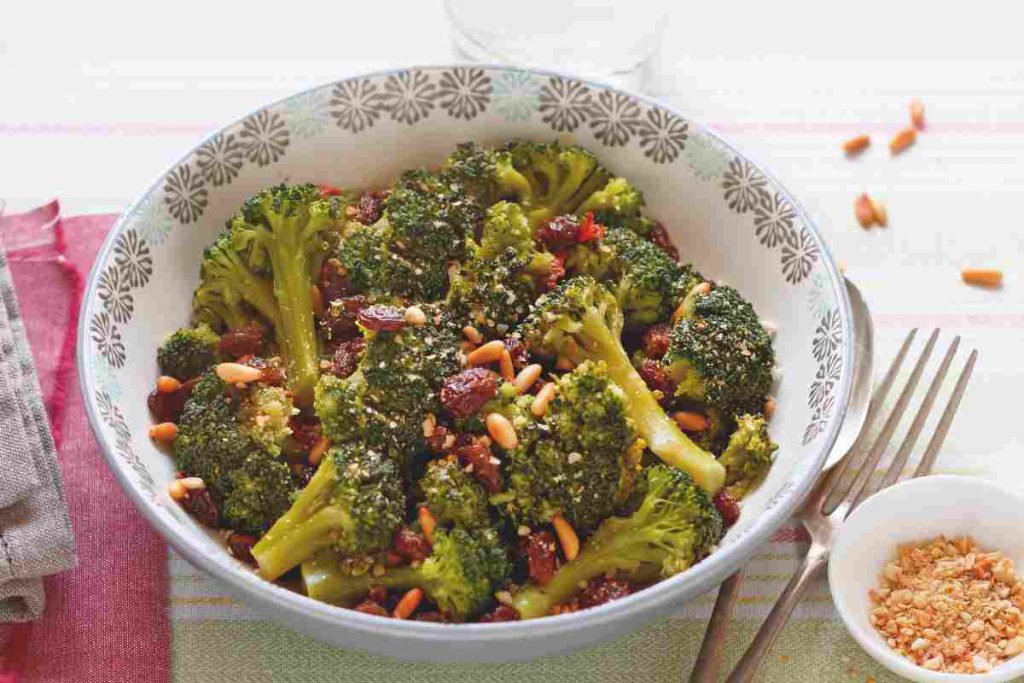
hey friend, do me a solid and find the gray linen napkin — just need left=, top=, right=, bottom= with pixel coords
left=0, top=240, right=75, bottom=621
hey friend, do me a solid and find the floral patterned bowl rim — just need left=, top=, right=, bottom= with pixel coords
left=77, top=63, right=854, bottom=661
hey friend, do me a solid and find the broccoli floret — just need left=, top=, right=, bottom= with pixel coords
left=417, top=456, right=490, bottom=530
left=663, top=284, right=774, bottom=418
left=518, top=276, right=725, bottom=493
left=510, top=464, right=722, bottom=619
left=173, top=369, right=298, bottom=534
left=156, top=324, right=220, bottom=380
left=503, top=141, right=611, bottom=228
left=719, top=413, right=777, bottom=500
left=495, top=361, right=641, bottom=533
left=251, top=444, right=405, bottom=581
left=193, top=231, right=280, bottom=333
left=335, top=221, right=389, bottom=295
left=442, top=142, right=533, bottom=206
left=567, top=227, right=683, bottom=327
left=302, top=526, right=511, bottom=621
left=575, top=177, right=654, bottom=236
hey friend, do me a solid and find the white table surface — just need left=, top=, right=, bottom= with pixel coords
left=3, top=0, right=1022, bottom=676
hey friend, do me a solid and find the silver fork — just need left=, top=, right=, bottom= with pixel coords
left=724, top=328, right=978, bottom=682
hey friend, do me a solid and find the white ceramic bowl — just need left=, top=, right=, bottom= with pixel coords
left=78, top=64, right=853, bottom=661
left=830, top=475, right=1024, bottom=683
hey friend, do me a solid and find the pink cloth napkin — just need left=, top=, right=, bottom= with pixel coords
left=0, top=203, right=169, bottom=683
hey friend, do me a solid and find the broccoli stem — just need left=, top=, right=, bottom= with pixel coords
left=302, top=550, right=422, bottom=605
left=576, top=310, right=726, bottom=494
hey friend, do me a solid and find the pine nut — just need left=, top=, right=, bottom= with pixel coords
left=310, top=284, right=324, bottom=317
left=418, top=506, right=436, bottom=544
left=961, top=268, right=1003, bottom=289
left=764, top=396, right=777, bottom=420
left=404, top=305, right=427, bottom=326
left=215, top=362, right=262, bottom=385
left=486, top=413, right=518, bottom=450
left=180, top=476, right=206, bottom=490
left=467, top=340, right=505, bottom=366
left=843, top=134, right=871, bottom=155
left=531, top=383, right=557, bottom=417
left=910, top=98, right=926, bottom=130
left=156, top=375, right=182, bottom=394
left=552, top=514, right=580, bottom=562
left=672, top=411, right=710, bottom=432
left=889, top=127, right=917, bottom=155
left=393, top=587, right=423, bottom=619
left=869, top=197, right=888, bottom=227
left=168, top=479, right=187, bottom=500
left=309, top=435, right=330, bottom=466
left=855, top=193, right=876, bottom=228
left=513, top=364, right=543, bottom=393
left=499, top=349, right=515, bottom=381
left=149, top=422, right=179, bottom=442
left=422, top=413, right=436, bottom=438
left=462, top=325, right=484, bottom=345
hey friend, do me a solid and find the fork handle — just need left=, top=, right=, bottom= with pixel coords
left=689, top=572, right=743, bottom=683
left=726, top=548, right=829, bottom=682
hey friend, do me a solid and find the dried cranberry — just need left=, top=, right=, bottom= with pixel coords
left=641, top=323, right=672, bottom=360
left=319, top=258, right=353, bottom=304
left=540, top=254, right=566, bottom=292
left=647, top=220, right=680, bottom=261
left=147, top=377, right=198, bottom=424
left=331, top=337, right=365, bottom=379
left=218, top=323, right=265, bottom=360
left=181, top=488, right=220, bottom=528
left=478, top=604, right=520, bottom=623
left=357, top=304, right=406, bottom=332
left=525, top=531, right=558, bottom=586
left=579, top=576, right=632, bottom=609
left=638, top=359, right=675, bottom=404
left=713, top=489, right=741, bottom=528
left=535, top=215, right=580, bottom=250
left=320, top=295, right=366, bottom=341
left=354, top=600, right=390, bottom=617
left=393, top=527, right=431, bottom=563
left=357, top=190, right=389, bottom=225
left=227, top=532, right=258, bottom=566
left=576, top=212, right=605, bottom=243
left=439, top=368, right=498, bottom=419
left=426, top=424, right=451, bottom=454
left=455, top=438, right=503, bottom=494
left=503, top=337, right=530, bottom=371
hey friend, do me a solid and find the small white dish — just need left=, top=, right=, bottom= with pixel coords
left=830, top=475, right=1024, bottom=683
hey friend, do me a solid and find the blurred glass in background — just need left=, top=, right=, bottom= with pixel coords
left=444, top=0, right=669, bottom=89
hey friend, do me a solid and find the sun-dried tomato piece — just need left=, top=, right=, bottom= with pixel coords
left=638, top=359, right=675, bottom=404
left=218, top=323, right=265, bottom=360
left=317, top=184, right=346, bottom=198
left=357, top=304, right=406, bottom=332
left=439, top=367, right=498, bottom=419
left=181, top=488, right=220, bottom=528
left=227, top=532, right=258, bottom=566
left=713, top=489, right=741, bottom=528
left=147, top=377, right=198, bottom=424
left=536, top=215, right=580, bottom=250
left=647, top=220, right=680, bottom=261
left=354, top=600, right=390, bottom=617
left=525, top=531, right=558, bottom=586
left=641, top=323, right=672, bottom=360
left=478, top=605, right=520, bottom=623
left=455, top=438, right=503, bottom=493
left=358, top=190, right=389, bottom=225
left=331, top=337, right=365, bottom=379
left=576, top=212, right=605, bottom=243
left=393, top=527, right=431, bottom=563
left=579, top=576, right=632, bottom=609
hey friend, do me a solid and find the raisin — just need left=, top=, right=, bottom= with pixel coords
left=320, top=295, right=367, bottom=342
left=426, top=424, right=451, bottom=454
left=354, top=600, right=390, bottom=617
left=579, top=576, right=632, bottom=609
left=439, top=367, right=498, bottom=419
left=357, top=304, right=406, bottom=332
left=358, top=190, right=389, bottom=225
left=713, top=489, right=741, bottom=528
left=181, top=488, right=220, bottom=528
left=218, top=323, right=265, bottom=360
left=641, top=323, right=672, bottom=360
left=319, top=258, right=353, bottom=304
left=503, top=337, right=530, bottom=371
left=648, top=220, right=680, bottom=261
left=525, top=531, right=558, bottom=586
left=478, top=605, right=520, bottom=623
left=367, top=585, right=388, bottom=604
left=535, top=215, right=579, bottom=250
left=147, top=377, right=198, bottom=424
left=393, top=527, right=431, bottom=563
left=227, top=532, right=258, bottom=566
left=638, top=359, right=675, bottom=404
left=331, top=337, right=365, bottom=379
left=455, top=438, right=503, bottom=493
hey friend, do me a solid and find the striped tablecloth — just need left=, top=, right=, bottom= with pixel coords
left=4, top=1, right=1022, bottom=680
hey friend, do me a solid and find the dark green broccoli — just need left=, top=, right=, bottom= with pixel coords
left=575, top=177, right=654, bottom=236
left=719, top=413, right=777, bottom=500
left=442, top=142, right=533, bottom=206
left=518, top=275, right=725, bottom=493
left=156, top=324, right=220, bottom=380
left=251, top=444, right=405, bottom=581
left=663, top=284, right=774, bottom=419
left=173, top=369, right=298, bottom=534
left=335, top=221, right=389, bottom=295
left=503, top=141, right=611, bottom=228
left=417, top=456, right=491, bottom=530
left=566, top=227, right=683, bottom=327
left=494, top=361, right=641, bottom=533
left=510, top=464, right=722, bottom=619
left=302, top=526, right=511, bottom=621
left=193, top=231, right=280, bottom=333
